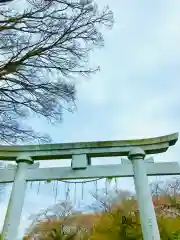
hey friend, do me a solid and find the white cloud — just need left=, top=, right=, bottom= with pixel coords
left=77, top=74, right=109, bottom=105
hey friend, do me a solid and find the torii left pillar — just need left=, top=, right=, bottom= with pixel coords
left=2, top=155, right=33, bottom=240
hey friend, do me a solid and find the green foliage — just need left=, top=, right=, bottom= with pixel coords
left=172, top=230, right=180, bottom=240
left=24, top=178, right=180, bottom=240
left=91, top=209, right=143, bottom=240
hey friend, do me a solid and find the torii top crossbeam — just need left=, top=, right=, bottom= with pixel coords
left=0, top=132, right=179, bottom=240
left=0, top=132, right=178, bottom=161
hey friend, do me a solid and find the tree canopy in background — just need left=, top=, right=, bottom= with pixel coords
left=0, top=0, right=113, bottom=143
left=24, top=178, right=180, bottom=240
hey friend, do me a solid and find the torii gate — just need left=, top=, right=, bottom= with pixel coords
left=0, top=132, right=179, bottom=240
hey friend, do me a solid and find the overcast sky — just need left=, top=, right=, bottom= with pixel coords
left=1, top=0, right=180, bottom=238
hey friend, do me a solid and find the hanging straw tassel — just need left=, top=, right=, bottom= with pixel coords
left=95, top=180, right=98, bottom=199
left=54, top=181, right=58, bottom=203
left=115, top=178, right=118, bottom=193
left=105, top=178, right=108, bottom=196
left=81, top=182, right=84, bottom=200
left=74, top=182, right=77, bottom=205
left=37, top=182, right=41, bottom=195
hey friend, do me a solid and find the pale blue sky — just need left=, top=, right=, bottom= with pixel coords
left=1, top=0, right=180, bottom=238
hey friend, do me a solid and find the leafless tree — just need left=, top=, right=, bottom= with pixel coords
left=26, top=200, right=79, bottom=238
left=0, top=0, right=113, bottom=143
left=150, top=178, right=180, bottom=198
left=0, top=0, right=14, bottom=4
left=90, top=187, right=134, bottom=213
left=150, top=178, right=180, bottom=217
left=28, top=200, right=75, bottom=226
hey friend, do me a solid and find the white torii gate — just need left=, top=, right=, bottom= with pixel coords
left=0, top=132, right=179, bottom=240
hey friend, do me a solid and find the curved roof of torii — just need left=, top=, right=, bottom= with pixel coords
left=0, top=132, right=178, bottom=160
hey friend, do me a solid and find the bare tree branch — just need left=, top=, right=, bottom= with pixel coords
left=0, top=0, right=113, bottom=143
left=26, top=200, right=80, bottom=239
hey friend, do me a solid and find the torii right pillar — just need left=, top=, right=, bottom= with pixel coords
left=129, top=147, right=160, bottom=240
